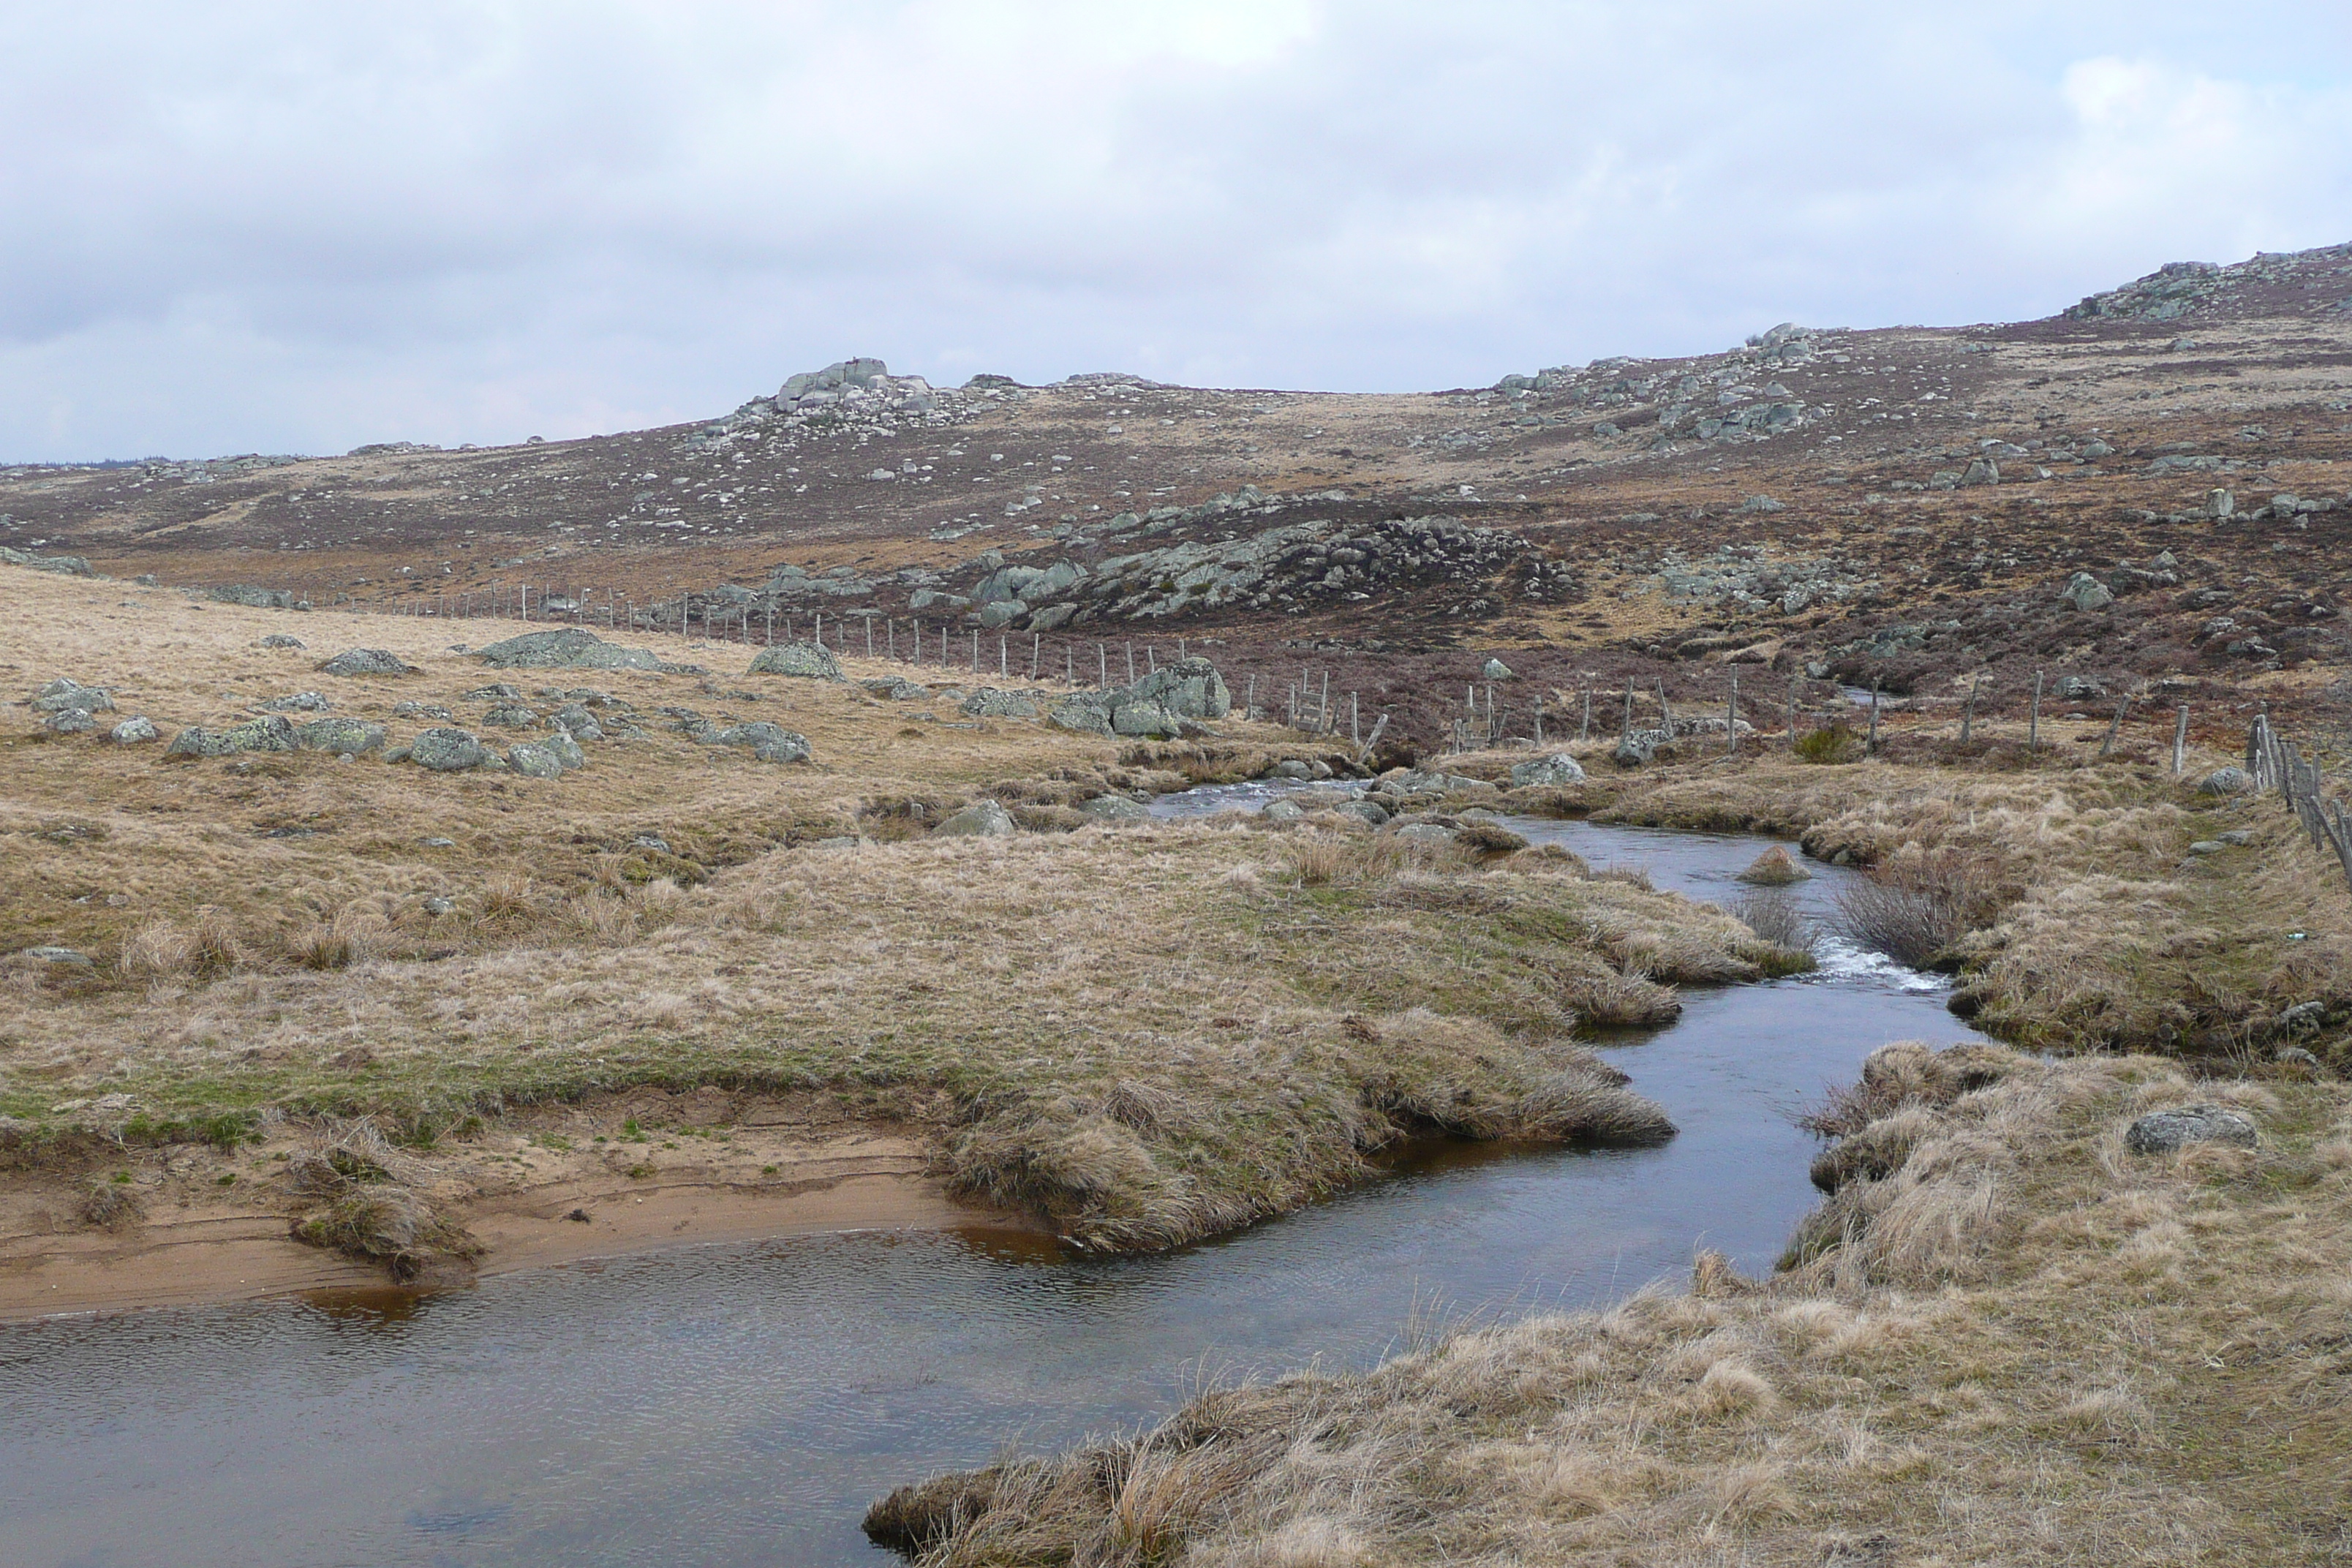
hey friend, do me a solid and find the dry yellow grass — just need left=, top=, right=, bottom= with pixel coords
left=0, top=569, right=1801, bottom=1248
left=870, top=1044, right=2352, bottom=1564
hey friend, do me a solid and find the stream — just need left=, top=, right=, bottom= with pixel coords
left=0, top=793, right=1983, bottom=1568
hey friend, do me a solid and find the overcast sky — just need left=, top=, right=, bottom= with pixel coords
left=4, top=2, right=2348, bottom=461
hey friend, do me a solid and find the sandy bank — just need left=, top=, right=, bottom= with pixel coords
left=1, top=1088, right=1038, bottom=1322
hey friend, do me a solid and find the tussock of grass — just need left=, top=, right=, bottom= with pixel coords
left=874, top=1045, right=2352, bottom=1565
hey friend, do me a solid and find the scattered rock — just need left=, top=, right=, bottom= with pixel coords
left=475, top=628, right=663, bottom=671
left=1044, top=691, right=1114, bottom=736
left=1075, top=794, right=1150, bottom=822
left=2187, top=840, right=2226, bottom=855
left=2197, top=766, right=2253, bottom=796
left=24, top=946, right=94, bottom=966
left=1268, top=760, right=1313, bottom=780
left=393, top=701, right=455, bottom=720
left=960, top=688, right=1041, bottom=719
left=2125, top=1104, right=2258, bottom=1154
left=1509, top=753, right=1586, bottom=787
left=481, top=704, right=539, bottom=729
left=1960, top=457, right=1999, bottom=486
left=747, top=641, right=844, bottom=680
left=407, top=727, right=490, bottom=772
left=2059, top=573, right=2116, bottom=612
left=1393, top=822, right=1455, bottom=846
left=259, top=634, right=307, bottom=649
left=464, top=683, right=524, bottom=703
left=933, top=799, right=1015, bottom=837
left=862, top=676, right=930, bottom=701
left=32, top=678, right=114, bottom=715
left=44, top=709, right=96, bottom=735
left=422, top=896, right=456, bottom=916
left=1261, top=799, right=1306, bottom=823
left=1481, top=657, right=1515, bottom=681
left=165, top=715, right=296, bottom=757
left=110, top=716, right=159, bottom=744
left=317, top=649, right=417, bottom=678
left=1336, top=799, right=1390, bottom=826
left=2206, top=488, right=2235, bottom=520
left=505, top=742, right=570, bottom=780
left=260, top=690, right=332, bottom=712
left=1737, top=845, right=1812, bottom=885
left=2050, top=675, right=2107, bottom=701
left=293, top=718, right=386, bottom=755
left=708, top=722, right=812, bottom=764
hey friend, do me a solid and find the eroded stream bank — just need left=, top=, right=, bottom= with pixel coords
left=0, top=813, right=1982, bottom=1568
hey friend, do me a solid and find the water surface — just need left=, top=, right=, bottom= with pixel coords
left=0, top=809, right=1980, bottom=1568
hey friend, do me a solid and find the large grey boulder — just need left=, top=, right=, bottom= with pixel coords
left=709, top=722, right=810, bottom=764
left=747, top=641, right=844, bottom=680
left=1098, top=655, right=1233, bottom=737
left=317, top=648, right=416, bottom=677
left=2125, top=1105, right=2258, bottom=1155
left=961, top=688, right=1040, bottom=719
left=110, top=716, right=159, bottom=744
left=32, top=679, right=114, bottom=715
left=933, top=799, right=1015, bottom=837
left=294, top=717, right=386, bottom=755
left=2196, top=766, right=2253, bottom=796
left=540, top=730, right=588, bottom=770
left=2059, top=573, right=2116, bottom=613
left=407, top=727, right=490, bottom=772
left=1959, top=457, right=1999, bottom=486
left=475, top=628, right=663, bottom=671
left=45, top=709, right=95, bottom=735
left=1076, top=794, right=1150, bottom=822
left=2050, top=675, right=2107, bottom=701
left=481, top=704, right=539, bottom=728
left=1509, top=753, right=1586, bottom=787
left=1482, top=657, right=1516, bottom=682
left=165, top=715, right=297, bottom=757
left=1046, top=691, right=1114, bottom=736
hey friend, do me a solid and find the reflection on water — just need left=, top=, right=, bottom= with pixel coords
left=0, top=811, right=1983, bottom=1568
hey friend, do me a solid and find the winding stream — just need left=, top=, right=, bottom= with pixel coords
left=0, top=796, right=1983, bottom=1568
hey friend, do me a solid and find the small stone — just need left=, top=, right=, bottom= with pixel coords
left=1261, top=799, right=1306, bottom=822
left=933, top=799, right=1015, bottom=837
left=259, top=634, right=306, bottom=649
left=420, top=837, right=456, bottom=848
left=423, top=896, right=456, bottom=916
left=23, top=946, right=94, bottom=966
left=110, top=716, right=159, bottom=744
left=1075, top=794, right=1150, bottom=821
left=1481, top=657, right=1516, bottom=681
left=2124, top=1104, right=2258, bottom=1155
left=2276, top=1046, right=2321, bottom=1069
left=1509, top=753, right=1586, bottom=788
left=2187, top=840, right=2225, bottom=855
left=2059, top=573, right=2115, bottom=612
left=2217, top=829, right=2254, bottom=846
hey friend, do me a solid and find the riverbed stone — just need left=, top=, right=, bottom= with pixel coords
left=407, top=727, right=489, bottom=772
left=934, top=799, right=1014, bottom=837
left=747, top=641, right=844, bottom=680
left=1509, top=753, right=1586, bottom=787
left=2125, top=1104, right=2258, bottom=1154
left=1262, top=799, right=1306, bottom=823
left=316, top=648, right=416, bottom=677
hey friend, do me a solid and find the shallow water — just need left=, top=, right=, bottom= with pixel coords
left=0, top=807, right=1981, bottom=1568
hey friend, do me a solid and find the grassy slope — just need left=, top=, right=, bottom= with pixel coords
left=0, top=571, right=1799, bottom=1249
left=871, top=1044, right=2352, bottom=1565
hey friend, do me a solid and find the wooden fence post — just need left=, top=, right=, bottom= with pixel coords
left=1961, top=671, right=1980, bottom=744
left=2172, top=704, right=2189, bottom=777
left=1727, top=674, right=1738, bottom=755
left=1867, top=682, right=1881, bottom=756
left=2028, top=670, right=2043, bottom=755
left=2099, top=692, right=2133, bottom=761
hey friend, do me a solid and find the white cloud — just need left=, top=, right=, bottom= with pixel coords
left=1, top=1, right=2347, bottom=459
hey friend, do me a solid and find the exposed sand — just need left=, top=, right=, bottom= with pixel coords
left=0, top=1089, right=1040, bottom=1322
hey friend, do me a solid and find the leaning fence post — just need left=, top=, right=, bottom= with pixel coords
left=1352, top=693, right=1360, bottom=746
left=2172, top=705, right=2189, bottom=777
left=2029, top=670, right=2043, bottom=755
left=1126, top=642, right=1136, bottom=682
left=1030, top=634, right=1040, bottom=681
left=2100, top=693, right=2131, bottom=761
left=1656, top=679, right=1673, bottom=736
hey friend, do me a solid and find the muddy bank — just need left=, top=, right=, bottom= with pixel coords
left=0, top=1087, right=1031, bottom=1321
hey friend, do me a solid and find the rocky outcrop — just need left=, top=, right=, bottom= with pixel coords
left=293, top=718, right=386, bottom=755
left=1, top=547, right=94, bottom=576
left=933, top=799, right=1014, bottom=837
left=475, top=629, right=663, bottom=671
left=2125, top=1105, right=2258, bottom=1154
left=1508, top=753, right=1586, bottom=787
left=31, top=678, right=113, bottom=715
left=707, top=723, right=811, bottom=764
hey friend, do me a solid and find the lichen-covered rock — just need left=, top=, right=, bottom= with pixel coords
left=317, top=648, right=416, bottom=677
left=475, top=629, right=663, bottom=671
left=2125, top=1104, right=2258, bottom=1155
left=1482, top=657, right=1515, bottom=681
left=110, top=716, right=159, bottom=744
left=165, top=715, right=297, bottom=757
left=862, top=676, right=930, bottom=701
left=1509, top=753, right=1586, bottom=787
left=1075, top=794, right=1150, bottom=821
left=260, top=690, right=331, bottom=712
left=32, top=678, right=114, bottom=715
left=259, top=634, right=306, bottom=649
left=407, top=727, right=489, bottom=772
left=2197, top=766, right=2253, bottom=796
left=44, top=709, right=96, bottom=735
left=709, top=722, right=810, bottom=764
left=960, top=688, right=1041, bottom=719
left=747, top=641, right=844, bottom=680
left=505, top=742, right=569, bottom=780
left=933, top=799, right=1014, bottom=837
left=2059, top=573, right=2115, bottom=613
left=294, top=717, right=387, bottom=755
left=481, top=704, right=539, bottom=728
left=1045, top=691, right=1114, bottom=736
left=464, top=684, right=524, bottom=703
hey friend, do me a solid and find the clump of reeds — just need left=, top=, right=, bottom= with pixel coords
left=78, top=1176, right=145, bottom=1230
left=1735, top=845, right=1812, bottom=886
left=1833, top=850, right=2008, bottom=969
left=1730, top=889, right=1817, bottom=954
left=285, top=1117, right=479, bottom=1279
